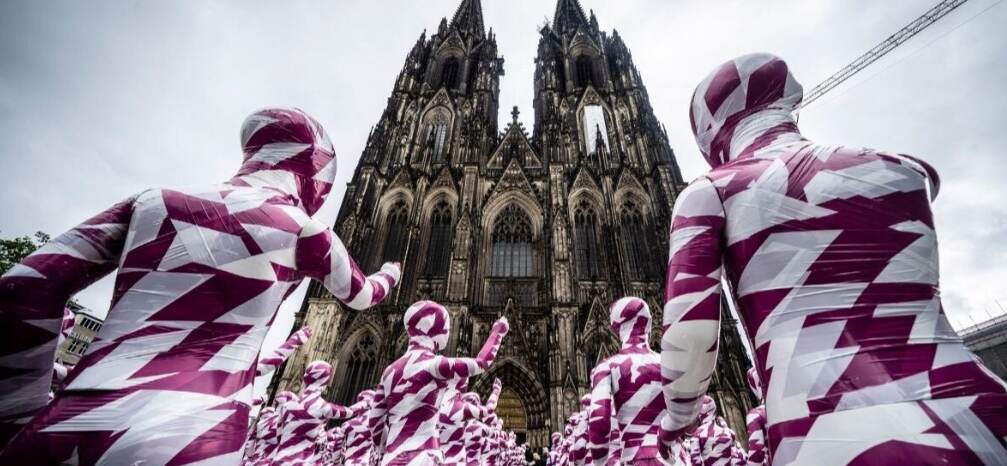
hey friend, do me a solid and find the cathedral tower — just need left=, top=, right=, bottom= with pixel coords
left=270, top=0, right=755, bottom=448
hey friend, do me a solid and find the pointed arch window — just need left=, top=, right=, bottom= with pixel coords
left=382, top=201, right=409, bottom=263
left=576, top=55, right=595, bottom=88
left=490, top=204, right=534, bottom=277
left=441, top=57, right=461, bottom=90
left=621, top=200, right=649, bottom=280
left=424, top=110, right=450, bottom=164
left=338, top=333, right=379, bottom=403
left=582, top=105, right=609, bottom=156
left=574, top=200, right=603, bottom=279
left=425, top=200, right=453, bottom=277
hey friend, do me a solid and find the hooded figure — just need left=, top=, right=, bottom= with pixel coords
left=342, top=388, right=379, bottom=466
left=0, top=107, right=400, bottom=464
left=586, top=297, right=670, bottom=466
left=690, top=396, right=746, bottom=466
left=565, top=395, right=593, bottom=466
left=370, top=301, right=508, bottom=466
left=743, top=369, right=769, bottom=466
left=274, top=360, right=362, bottom=465
left=660, top=53, right=1007, bottom=465
left=548, top=432, right=562, bottom=466
left=244, top=390, right=297, bottom=466
left=442, top=378, right=500, bottom=466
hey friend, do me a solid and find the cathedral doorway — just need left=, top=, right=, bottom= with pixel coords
left=473, top=359, right=549, bottom=449
left=496, top=387, right=528, bottom=443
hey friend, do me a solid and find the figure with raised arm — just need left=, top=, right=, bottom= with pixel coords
left=443, top=378, right=500, bottom=466
left=369, top=300, right=508, bottom=466
left=257, top=326, right=313, bottom=378
left=244, top=390, right=296, bottom=466
left=586, top=297, right=670, bottom=466
left=660, top=53, right=1007, bottom=464
left=0, top=107, right=400, bottom=464
left=273, top=361, right=363, bottom=465
left=340, top=387, right=378, bottom=466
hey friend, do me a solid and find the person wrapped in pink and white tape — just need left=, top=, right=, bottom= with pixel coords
left=0, top=107, right=400, bottom=464
left=341, top=387, right=379, bottom=466
left=274, top=360, right=367, bottom=465
left=660, top=52, right=1007, bottom=464
left=368, top=300, right=508, bottom=466
left=441, top=377, right=500, bottom=466
left=586, top=297, right=669, bottom=466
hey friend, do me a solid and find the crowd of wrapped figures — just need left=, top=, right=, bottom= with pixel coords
left=1, top=53, right=1006, bottom=465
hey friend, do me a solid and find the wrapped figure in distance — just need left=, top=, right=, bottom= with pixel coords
left=586, top=297, right=669, bottom=466
left=273, top=360, right=362, bottom=465
left=369, top=300, right=509, bottom=466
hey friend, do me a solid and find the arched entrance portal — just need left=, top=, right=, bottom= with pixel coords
left=496, top=387, right=528, bottom=444
left=473, top=359, right=550, bottom=450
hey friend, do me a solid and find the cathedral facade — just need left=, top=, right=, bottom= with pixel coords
left=270, top=0, right=755, bottom=449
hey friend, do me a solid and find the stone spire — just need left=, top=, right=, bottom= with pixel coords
left=450, top=0, right=485, bottom=40
left=552, top=0, right=589, bottom=32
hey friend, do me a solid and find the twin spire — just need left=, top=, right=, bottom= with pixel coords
left=449, top=0, right=486, bottom=40
left=447, top=0, right=592, bottom=40
left=553, top=0, right=590, bottom=31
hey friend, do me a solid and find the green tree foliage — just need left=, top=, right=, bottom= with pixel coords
left=0, top=231, right=51, bottom=275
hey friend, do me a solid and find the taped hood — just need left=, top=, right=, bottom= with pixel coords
left=698, top=395, right=717, bottom=422
left=609, top=297, right=651, bottom=348
left=303, top=360, right=333, bottom=392
left=237, top=107, right=337, bottom=216
left=690, top=53, right=804, bottom=168
left=404, top=300, right=449, bottom=352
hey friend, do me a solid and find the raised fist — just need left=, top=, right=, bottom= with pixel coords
left=381, top=262, right=402, bottom=278
left=493, top=317, right=510, bottom=334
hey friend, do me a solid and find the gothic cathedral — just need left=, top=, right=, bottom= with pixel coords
left=270, top=0, right=755, bottom=449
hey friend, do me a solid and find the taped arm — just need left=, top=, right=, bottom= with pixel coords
left=311, top=398, right=354, bottom=421
left=586, top=365, right=614, bottom=466
left=0, top=195, right=135, bottom=435
left=435, top=317, right=509, bottom=380
left=295, top=218, right=401, bottom=310
left=256, top=326, right=313, bottom=377
left=660, top=177, right=725, bottom=441
left=486, top=377, right=503, bottom=411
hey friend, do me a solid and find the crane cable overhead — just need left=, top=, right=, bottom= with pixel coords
left=800, top=0, right=970, bottom=108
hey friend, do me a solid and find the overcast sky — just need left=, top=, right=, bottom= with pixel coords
left=1, top=0, right=1005, bottom=363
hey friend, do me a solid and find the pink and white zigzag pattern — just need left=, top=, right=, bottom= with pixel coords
left=586, top=297, right=669, bottom=466
left=0, top=107, right=400, bottom=465
left=661, top=52, right=1007, bottom=465
left=369, top=300, right=508, bottom=466
left=257, top=326, right=313, bottom=377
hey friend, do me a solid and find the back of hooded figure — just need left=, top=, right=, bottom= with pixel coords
left=0, top=108, right=400, bottom=465
left=370, top=301, right=507, bottom=466
left=661, top=53, right=1007, bottom=465
left=586, top=297, right=667, bottom=466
